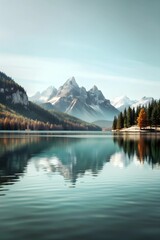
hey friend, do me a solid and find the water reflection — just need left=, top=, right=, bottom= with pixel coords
left=0, top=135, right=115, bottom=188
left=0, top=133, right=160, bottom=190
left=113, top=134, right=160, bottom=167
left=0, top=136, right=53, bottom=188
left=33, top=137, right=115, bottom=184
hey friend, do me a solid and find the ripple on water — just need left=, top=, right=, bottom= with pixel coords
left=0, top=133, right=160, bottom=240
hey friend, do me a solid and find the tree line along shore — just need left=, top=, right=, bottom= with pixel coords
left=112, top=99, right=160, bottom=132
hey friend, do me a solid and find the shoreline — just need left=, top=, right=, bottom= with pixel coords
left=112, top=125, right=160, bottom=133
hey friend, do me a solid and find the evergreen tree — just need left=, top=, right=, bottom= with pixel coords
left=112, top=116, right=117, bottom=130
left=123, top=108, right=127, bottom=128
left=147, top=103, right=153, bottom=127
left=117, top=112, right=124, bottom=129
left=112, top=98, right=160, bottom=130
left=127, top=107, right=132, bottom=128
left=151, top=106, right=159, bottom=128
left=131, top=107, right=136, bottom=125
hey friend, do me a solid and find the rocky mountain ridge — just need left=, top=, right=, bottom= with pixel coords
left=30, top=77, right=119, bottom=122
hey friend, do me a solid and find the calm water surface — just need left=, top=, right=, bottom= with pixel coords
left=0, top=132, right=160, bottom=240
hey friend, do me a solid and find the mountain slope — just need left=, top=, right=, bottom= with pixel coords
left=29, top=86, right=57, bottom=103
left=112, top=95, right=154, bottom=111
left=0, top=72, right=101, bottom=131
left=111, top=96, right=136, bottom=111
left=0, top=71, right=28, bottom=107
left=41, top=77, right=119, bottom=122
left=131, top=96, right=153, bottom=109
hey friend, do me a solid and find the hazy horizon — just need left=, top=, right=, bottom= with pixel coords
left=0, top=0, right=160, bottom=100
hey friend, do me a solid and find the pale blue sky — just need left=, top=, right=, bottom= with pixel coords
left=0, top=0, right=160, bottom=100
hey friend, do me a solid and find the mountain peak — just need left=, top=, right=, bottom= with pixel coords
left=64, top=76, right=78, bottom=87
left=113, top=95, right=130, bottom=102
left=29, top=86, right=57, bottom=103
left=55, top=77, right=80, bottom=98
left=90, top=85, right=99, bottom=92
left=88, top=85, right=105, bottom=105
left=41, top=86, right=54, bottom=95
left=46, top=86, right=54, bottom=91
left=28, top=76, right=120, bottom=121
left=111, top=95, right=136, bottom=111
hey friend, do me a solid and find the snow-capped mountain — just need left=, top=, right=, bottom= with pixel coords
left=39, top=77, right=119, bottom=122
left=131, top=96, right=153, bottom=109
left=112, top=95, right=154, bottom=111
left=29, top=86, right=57, bottom=103
left=111, top=96, right=136, bottom=111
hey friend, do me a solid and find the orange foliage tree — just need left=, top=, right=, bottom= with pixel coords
left=137, top=108, right=147, bottom=129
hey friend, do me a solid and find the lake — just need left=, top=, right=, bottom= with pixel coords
left=0, top=131, right=160, bottom=240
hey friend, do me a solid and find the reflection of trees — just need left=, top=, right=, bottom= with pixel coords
left=1, top=133, right=160, bottom=190
left=113, top=134, right=160, bottom=166
left=0, top=136, right=53, bottom=187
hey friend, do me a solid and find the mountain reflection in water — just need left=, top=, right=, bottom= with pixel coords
left=0, top=133, right=160, bottom=189
left=1, top=133, right=160, bottom=240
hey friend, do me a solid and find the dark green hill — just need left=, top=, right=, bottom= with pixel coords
left=0, top=71, right=24, bottom=92
left=0, top=71, right=27, bottom=105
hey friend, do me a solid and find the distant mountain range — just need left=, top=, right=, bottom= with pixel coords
left=30, top=77, right=119, bottom=122
left=111, top=95, right=154, bottom=112
left=29, top=86, right=57, bottom=103
left=30, top=77, right=154, bottom=123
left=131, top=96, right=154, bottom=109
left=111, top=96, right=136, bottom=112
left=0, top=72, right=101, bottom=131
left=0, top=71, right=155, bottom=130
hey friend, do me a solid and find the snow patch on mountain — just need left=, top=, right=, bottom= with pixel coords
left=111, top=95, right=136, bottom=111
left=112, top=95, right=153, bottom=111
left=30, top=86, right=57, bottom=103
left=46, top=77, right=119, bottom=122
left=131, top=96, right=153, bottom=109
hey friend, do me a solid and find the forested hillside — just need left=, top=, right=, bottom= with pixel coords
left=0, top=71, right=24, bottom=92
left=0, top=101, right=101, bottom=131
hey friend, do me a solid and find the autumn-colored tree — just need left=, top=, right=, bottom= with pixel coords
left=3, top=117, right=10, bottom=130
left=137, top=108, right=147, bottom=129
left=137, top=137, right=145, bottom=162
